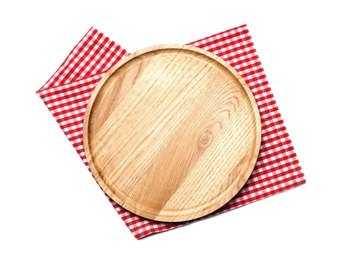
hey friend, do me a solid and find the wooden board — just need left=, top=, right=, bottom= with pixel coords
left=83, top=44, right=261, bottom=222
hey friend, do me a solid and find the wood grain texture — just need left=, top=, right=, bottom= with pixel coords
left=83, top=44, right=261, bottom=222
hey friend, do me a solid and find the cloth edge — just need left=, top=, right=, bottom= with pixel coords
left=36, top=26, right=95, bottom=94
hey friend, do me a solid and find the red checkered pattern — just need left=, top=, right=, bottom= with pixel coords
left=37, top=25, right=305, bottom=239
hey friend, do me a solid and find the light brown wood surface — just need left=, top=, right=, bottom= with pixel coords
left=83, top=44, right=261, bottom=222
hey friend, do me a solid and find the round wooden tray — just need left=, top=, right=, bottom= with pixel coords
left=83, top=44, right=261, bottom=222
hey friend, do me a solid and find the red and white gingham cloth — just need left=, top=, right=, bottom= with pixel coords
left=36, top=24, right=306, bottom=239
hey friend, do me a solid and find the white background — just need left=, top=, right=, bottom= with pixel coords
left=1, top=0, right=363, bottom=259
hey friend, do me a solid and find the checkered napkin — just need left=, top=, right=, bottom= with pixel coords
left=36, top=24, right=306, bottom=239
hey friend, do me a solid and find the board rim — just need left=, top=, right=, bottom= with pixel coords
left=83, top=44, right=261, bottom=222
